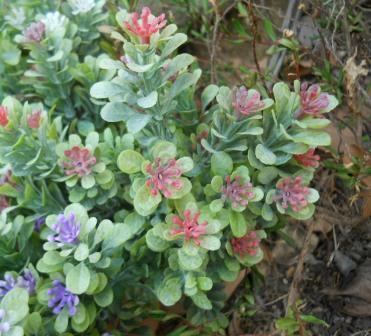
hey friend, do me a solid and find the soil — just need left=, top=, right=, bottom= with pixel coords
left=230, top=166, right=371, bottom=336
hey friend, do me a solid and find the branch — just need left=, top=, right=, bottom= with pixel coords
left=286, top=220, right=315, bottom=313
left=247, top=0, right=269, bottom=93
left=209, top=0, right=238, bottom=84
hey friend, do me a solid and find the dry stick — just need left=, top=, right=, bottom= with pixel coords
left=209, top=0, right=238, bottom=84
left=266, top=0, right=299, bottom=89
left=285, top=220, right=315, bottom=314
left=247, top=0, right=269, bottom=94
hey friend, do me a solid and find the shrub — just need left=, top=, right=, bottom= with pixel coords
left=0, top=2, right=337, bottom=335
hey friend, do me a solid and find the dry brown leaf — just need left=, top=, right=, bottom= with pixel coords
left=323, top=259, right=371, bottom=312
left=344, top=53, right=369, bottom=115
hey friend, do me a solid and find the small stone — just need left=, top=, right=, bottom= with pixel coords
left=334, top=250, right=357, bottom=276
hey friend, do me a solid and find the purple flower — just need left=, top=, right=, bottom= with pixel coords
left=232, top=86, right=266, bottom=117
left=48, top=213, right=80, bottom=245
left=17, top=269, right=36, bottom=294
left=0, top=274, right=16, bottom=297
left=35, top=216, right=45, bottom=232
left=24, top=21, right=45, bottom=42
left=0, top=309, right=10, bottom=333
left=48, top=280, right=79, bottom=316
left=221, top=175, right=255, bottom=208
left=275, top=176, right=310, bottom=212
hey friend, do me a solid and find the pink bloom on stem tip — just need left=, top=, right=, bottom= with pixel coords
left=275, top=176, right=310, bottom=212
left=299, top=83, right=329, bottom=117
left=24, top=21, right=45, bottom=42
left=124, top=7, right=167, bottom=44
left=231, top=231, right=260, bottom=257
left=232, top=86, right=265, bottom=117
left=221, top=176, right=254, bottom=208
left=0, top=106, right=9, bottom=127
left=27, top=110, right=42, bottom=129
left=294, top=149, right=320, bottom=168
left=63, top=146, right=97, bottom=177
left=146, top=158, right=183, bottom=198
left=170, top=210, right=207, bottom=245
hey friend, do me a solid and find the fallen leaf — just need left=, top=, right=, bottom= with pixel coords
left=323, top=259, right=371, bottom=316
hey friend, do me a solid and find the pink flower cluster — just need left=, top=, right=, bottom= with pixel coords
left=299, top=83, right=329, bottom=117
left=124, top=7, right=166, bottom=44
left=294, top=149, right=320, bottom=168
left=146, top=158, right=183, bottom=198
left=63, top=146, right=97, bottom=177
left=0, top=107, right=8, bottom=127
left=24, top=21, right=45, bottom=43
left=27, top=110, right=42, bottom=129
left=275, top=176, right=309, bottom=212
left=232, top=86, right=266, bottom=117
left=231, top=231, right=260, bottom=257
left=170, top=210, right=207, bottom=245
left=221, top=175, right=254, bottom=208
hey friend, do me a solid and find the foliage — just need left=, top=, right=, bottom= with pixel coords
left=0, top=1, right=339, bottom=335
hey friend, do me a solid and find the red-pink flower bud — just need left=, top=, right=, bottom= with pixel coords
left=231, top=231, right=261, bottom=257
left=294, top=148, right=320, bottom=168
left=170, top=210, right=207, bottom=245
left=62, top=146, right=97, bottom=177
left=124, top=7, right=167, bottom=44
left=275, top=176, right=310, bottom=212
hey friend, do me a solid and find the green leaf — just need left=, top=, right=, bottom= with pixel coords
left=134, top=185, right=161, bottom=216
left=211, top=176, right=223, bottom=192
left=100, top=102, right=137, bottom=122
left=126, top=112, right=152, bottom=133
left=287, top=204, right=315, bottom=220
left=291, top=131, right=331, bottom=146
left=152, top=141, right=177, bottom=160
left=210, top=199, right=224, bottom=213
left=201, top=84, right=219, bottom=111
left=307, top=188, right=319, bottom=203
left=124, top=212, right=145, bottom=235
left=54, top=308, right=69, bottom=334
left=137, top=91, right=158, bottom=108
left=146, top=229, right=170, bottom=252
left=191, top=292, right=212, bottom=310
left=81, top=175, right=95, bottom=189
left=102, top=223, right=132, bottom=250
left=258, top=167, right=278, bottom=184
left=66, top=263, right=90, bottom=295
left=255, top=144, right=276, bottom=165
left=126, top=62, right=154, bottom=73
left=263, top=18, right=276, bottom=40
left=161, top=33, right=187, bottom=58
left=176, top=157, right=194, bottom=173
left=199, top=236, right=221, bottom=251
left=117, top=150, right=144, bottom=174
left=178, top=248, right=203, bottom=270
left=90, top=81, right=124, bottom=99
left=197, top=277, right=213, bottom=291
left=211, top=152, right=233, bottom=176
left=229, top=211, right=247, bottom=237
left=74, top=243, right=89, bottom=261
left=163, top=54, right=194, bottom=81
left=157, top=278, right=182, bottom=306
left=168, top=70, right=201, bottom=100
left=94, top=287, right=113, bottom=307
left=0, top=288, right=29, bottom=324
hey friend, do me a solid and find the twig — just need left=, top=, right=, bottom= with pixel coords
left=247, top=0, right=269, bottom=93
left=285, top=220, right=315, bottom=313
left=266, top=0, right=299, bottom=88
left=330, top=0, right=346, bottom=65
left=209, top=0, right=238, bottom=84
